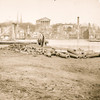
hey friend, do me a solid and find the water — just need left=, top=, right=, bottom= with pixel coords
left=48, top=39, right=100, bottom=52
left=0, top=39, right=100, bottom=52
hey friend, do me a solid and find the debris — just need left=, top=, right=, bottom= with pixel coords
left=59, top=53, right=69, bottom=58
left=4, top=44, right=100, bottom=59
left=86, top=52, right=100, bottom=58
left=68, top=52, right=79, bottom=58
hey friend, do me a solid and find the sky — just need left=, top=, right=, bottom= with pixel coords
left=0, top=0, right=100, bottom=26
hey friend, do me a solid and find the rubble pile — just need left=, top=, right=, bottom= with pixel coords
left=6, top=44, right=100, bottom=59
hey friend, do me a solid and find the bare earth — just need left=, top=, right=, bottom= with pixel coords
left=0, top=49, right=100, bottom=100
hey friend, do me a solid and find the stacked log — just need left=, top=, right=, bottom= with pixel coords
left=55, top=50, right=61, bottom=56
left=67, top=48, right=100, bottom=58
left=68, top=52, right=79, bottom=58
left=44, top=50, right=52, bottom=57
left=59, top=53, right=69, bottom=58
left=86, top=52, right=100, bottom=58
left=6, top=44, right=100, bottom=59
left=67, top=48, right=86, bottom=58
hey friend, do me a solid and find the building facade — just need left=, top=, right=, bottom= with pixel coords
left=36, top=17, right=50, bottom=27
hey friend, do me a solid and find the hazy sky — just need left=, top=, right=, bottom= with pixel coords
left=0, top=0, right=100, bottom=26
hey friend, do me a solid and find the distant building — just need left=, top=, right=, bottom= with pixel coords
left=55, top=23, right=78, bottom=39
left=80, top=26, right=89, bottom=39
left=89, top=25, right=100, bottom=40
left=36, top=17, right=50, bottom=27
left=35, top=17, right=51, bottom=38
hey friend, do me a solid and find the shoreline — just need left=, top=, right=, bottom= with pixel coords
left=0, top=39, right=100, bottom=52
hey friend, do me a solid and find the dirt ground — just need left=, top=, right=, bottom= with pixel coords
left=0, top=49, right=100, bottom=100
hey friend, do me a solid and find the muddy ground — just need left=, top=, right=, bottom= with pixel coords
left=0, top=49, right=100, bottom=100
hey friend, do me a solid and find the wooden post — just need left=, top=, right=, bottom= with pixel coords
left=0, top=26, right=3, bottom=34
left=14, top=23, right=18, bottom=39
left=11, top=23, right=17, bottom=40
left=77, top=17, right=80, bottom=49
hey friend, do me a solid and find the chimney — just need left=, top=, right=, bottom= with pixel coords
left=17, top=12, right=19, bottom=24
left=77, top=16, right=79, bottom=26
left=20, top=14, right=22, bottom=23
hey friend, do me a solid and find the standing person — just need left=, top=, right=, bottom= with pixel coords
left=37, top=32, right=45, bottom=47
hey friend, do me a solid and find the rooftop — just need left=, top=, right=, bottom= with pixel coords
left=37, top=17, right=50, bottom=22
